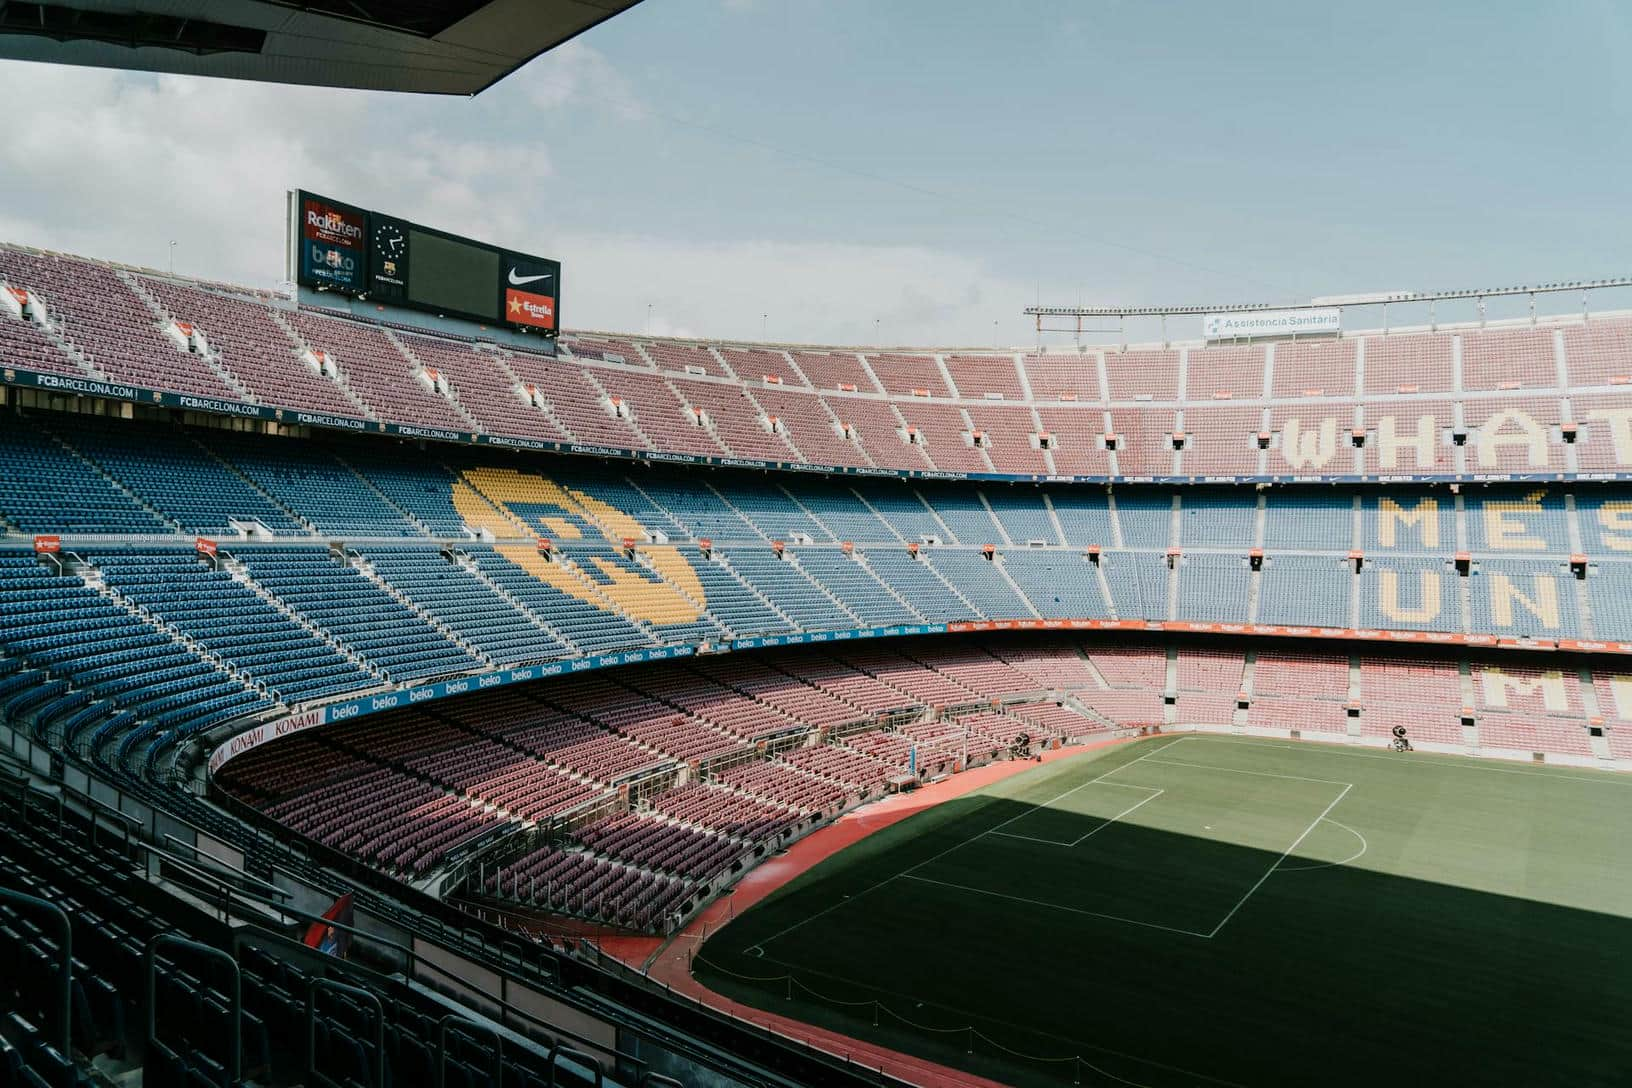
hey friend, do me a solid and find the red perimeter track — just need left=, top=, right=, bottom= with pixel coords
left=602, top=736, right=1139, bottom=1088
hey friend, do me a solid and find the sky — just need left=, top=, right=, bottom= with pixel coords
left=0, top=0, right=1629, bottom=347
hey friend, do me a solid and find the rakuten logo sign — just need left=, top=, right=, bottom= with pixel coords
left=303, top=201, right=365, bottom=247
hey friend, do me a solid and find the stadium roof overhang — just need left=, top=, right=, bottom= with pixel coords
left=0, top=0, right=644, bottom=94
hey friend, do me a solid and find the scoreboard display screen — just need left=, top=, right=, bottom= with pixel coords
left=290, top=190, right=560, bottom=335
left=407, top=228, right=501, bottom=320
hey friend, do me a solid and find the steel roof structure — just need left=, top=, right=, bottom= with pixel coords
left=0, top=0, right=643, bottom=94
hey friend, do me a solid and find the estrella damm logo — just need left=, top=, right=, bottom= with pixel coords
left=450, top=467, right=706, bottom=626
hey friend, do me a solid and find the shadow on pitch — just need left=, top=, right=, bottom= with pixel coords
left=698, top=768, right=1632, bottom=1088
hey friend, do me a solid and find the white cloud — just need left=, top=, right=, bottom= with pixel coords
left=352, top=136, right=555, bottom=244
left=558, top=233, right=1034, bottom=347
left=0, top=60, right=570, bottom=286
left=521, top=41, right=645, bottom=121
left=0, top=61, right=367, bottom=283
left=0, top=57, right=1037, bottom=348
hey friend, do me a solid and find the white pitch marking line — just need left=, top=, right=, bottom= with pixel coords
left=1277, top=818, right=1370, bottom=873
left=756, top=736, right=1186, bottom=950
left=990, top=831, right=1080, bottom=846
left=900, top=736, right=1185, bottom=878
left=1064, top=787, right=1163, bottom=847
left=1136, top=756, right=1354, bottom=788
left=901, top=873, right=1214, bottom=939
left=1244, top=738, right=1632, bottom=787
left=1206, top=782, right=1353, bottom=938
left=991, top=781, right=1163, bottom=848
left=749, top=877, right=899, bottom=951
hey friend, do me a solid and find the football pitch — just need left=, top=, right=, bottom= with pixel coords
left=695, top=735, right=1632, bottom=1087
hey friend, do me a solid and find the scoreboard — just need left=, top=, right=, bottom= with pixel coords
left=289, top=190, right=560, bottom=336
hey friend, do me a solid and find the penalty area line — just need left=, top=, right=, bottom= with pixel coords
left=990, top=782, right=1163, bottom=848
left=1066, top=786, right=1163, bottom=847
left=902, top=736, right=1188, bottom=877
left=755, top=736, right=1186, bottom=953
left=901, top=873, right=1214, bottom=939
left=1206, top=782, right=1353, bottom=938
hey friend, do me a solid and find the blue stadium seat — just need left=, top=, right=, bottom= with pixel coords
left=465, top=545, right=655, bottom=656
left=360, top=545, right=572, bottom=665
left=1113, top=491, right=1175, bottom=550
left=1265, top=491, right=1353, bottom=551
left=201, top=430, right=423, bottom=537
left=1099, top=551, right=1170, bottom=621
left=1258, top=555, right=1352, bottom=628
left=1003, top=550, right=1109, bottom=618
left=788, top=481, right=897, bottom=543
left=791, top=549, right=918, bottom=625
left=1047, top=490, right=1116, bottom=549
left=1177, top=489, right=1258, bottom=549
left=855, top=484, right=949, bottom=543
left=984, top=490, right=1060, bottom=546
left=685, top=550, right=795, bottom=637
left=923, top=550, right=1032, bottom=618
left=93, top=550, right=374, bottom=705
left=318, top=445, right=472, bottom=535
left=915, top=484, right=1000, bottom=545
left=0, top=418, right=166, bottom=535
left=862, top=549, right=978, bottom=623
left=711, top=483, right=834, bottom=542
left=236, top=546, right=484, bottom=681
left=629, top=479, right=756, bottom=540
left=1175, top=553, right=1251, bottom=624
left=60, top=417, right=303, bottom=536
left=718, top=548, right=854, bottom=630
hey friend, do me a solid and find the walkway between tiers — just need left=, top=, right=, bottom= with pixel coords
left=602, top=734, right=1140, bottom=1088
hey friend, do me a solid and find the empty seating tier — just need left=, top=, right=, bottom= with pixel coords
left=4, top=244, right=1632, bottom=486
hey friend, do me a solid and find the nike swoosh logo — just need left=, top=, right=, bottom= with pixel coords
left=508, top=270, right=553, bottom=286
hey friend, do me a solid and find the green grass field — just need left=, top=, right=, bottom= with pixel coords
left=696, top=735, right=1632, bottom=1087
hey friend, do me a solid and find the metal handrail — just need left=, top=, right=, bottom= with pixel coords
left=39, top=734, right=902, bottom=1088
left=218, top=885, right=625, bottom=1075
left=546, top=1043, right=604, bottom=1087
left=160, top=831, right=286, bottom=899
left=308, top=977, right=385, bottom=1088
left=0, top=889, right=72, bottom=1054
left=137, top=838, right=291, bottom=924
left=83, top=792, right=140, bottom=853
left=6, top=776, right=66, bottom=829
left=145, top=932, right=242, bottom=1084
left=438, top=1014, right=502, bottom=1088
